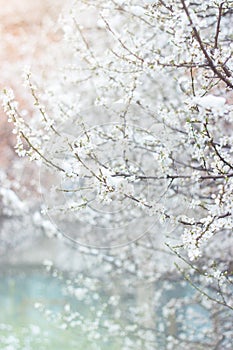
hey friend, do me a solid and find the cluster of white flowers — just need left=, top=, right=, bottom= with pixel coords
left=3, top=0, right=233, bottom=265
left=1, top=0, right=233, bottom=347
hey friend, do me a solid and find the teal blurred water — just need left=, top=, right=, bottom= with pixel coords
left=0, top=266, right=100, bottom=350
left=0, top=265, right=213, bottom=350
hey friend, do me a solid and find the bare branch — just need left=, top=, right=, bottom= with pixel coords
left=214, top=2, right=224, bottom=49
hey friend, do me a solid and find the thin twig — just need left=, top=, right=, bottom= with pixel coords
left=214, top=2, right=224, bottom=49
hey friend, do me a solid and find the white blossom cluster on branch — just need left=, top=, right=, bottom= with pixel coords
left=1, top=0, right=233, bottom=348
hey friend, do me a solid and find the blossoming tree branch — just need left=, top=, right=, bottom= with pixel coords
left=1, top=0, right=233, bottom=347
